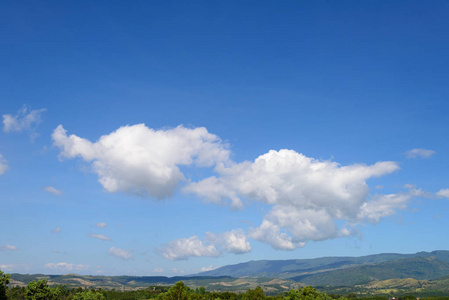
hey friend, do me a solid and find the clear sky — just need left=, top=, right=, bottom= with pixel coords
left=1, top=0, right=449, bottom=276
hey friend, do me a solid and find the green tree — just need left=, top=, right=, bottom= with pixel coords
left=71, top=289, right=106, bottom=300
left=241, top=286, right=266, bottom=300
left=25, top=279, right=58, bottom=300
left=196, top=287, right=207, bottom=295
left=157, top=281, right=189, bottom=300
left=284, top=286, right=336, bottom=300
left=7, top=286, right=26, bottom=300
left=0, top=269, right=10, bottom=300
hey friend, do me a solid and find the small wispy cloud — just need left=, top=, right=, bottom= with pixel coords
left=2, top=105, right=46, bottom=138
left=0, top=264, right=14, bottom=271
left=44, top=186, right=62, bottom=196
left=88, top=233, right=112, bottom=241
left=96, top=222, right=107, bottom=228
left=52, top=227, right=61, bottom=233
left=0, top=264, right=30, bottom=272
left=405, top=148, right=436, bottom=159
left=436, top=189, right=449, bottom=198
left=0, top=244, right=19, bottom=251
left=108, top=247, right=133, bottom=260
left=200, top=265, right=216, bottom=272
left=404, top=184, right=416, bottom=189
left=44, top=262, right=89, bottom=271
left=0, top=154, right=8, bottom=175
left=153, top=268, right=164, bottom=273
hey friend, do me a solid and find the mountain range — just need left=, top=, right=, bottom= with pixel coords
left=196, top=250, right=449, bottom=286
left=8, top=250, right=449, bottom=294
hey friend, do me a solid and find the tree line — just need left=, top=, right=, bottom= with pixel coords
left=0, top=269, right=439, bottom=300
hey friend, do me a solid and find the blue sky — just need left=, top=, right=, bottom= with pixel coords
left=1, top=0, right=449, bottom=276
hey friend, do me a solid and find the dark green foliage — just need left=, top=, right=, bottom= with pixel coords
left=360, top=296, right=389, bottom=300
left=167, top=281, right=189, bottom=300
left=157, top=281, right=191, bottom=300
left=6, top=286, right=26, bottom=300
left=71, top=289, right=105, bottom=300
left=241, top=286, right=266, bottom=300
left=0, top=270, right=10, bottom=300
left=25, top=279, right=58, bottom=300
left=284, top=286, right=336, bottom=300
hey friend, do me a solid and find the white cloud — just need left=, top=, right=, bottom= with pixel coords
left=108, top=247, right=133, bottom=260
left=96, top=222, right=107, bottom=228
left=403, top=184, right=416, bottom=189
left=153, top=268, right=164, bottom=273
left=221, top=230, right=251, bottom=254
left=44, top=262, right=89, bottom=271
left=405, top=148, right=436, bottom=159
left=0, top=154, right=8, bottom=175
left=0, top=264, right=14, bottom=271
left=200, top=265, right=216, bottom=272
left=436, top=189, right=449, bottom=198
left=52, top=124, right=229, bottom=199
left=44, top=186, right=62, bottom=196
left=161, top=229, right=251, bottom=260
left=0, top=265, right=14, bottom=271
left=2, top=105, right=46, bottom=133
left=0, top=244, right=19, bottom=251
left=207, top=229, right=252, bottom=254
left=50, top=124, right=428, bottom=252
left=52, top=227, right=61, bottom=233
left=357, top=192, right=411, bottom=224
left=249, top=220, right=295, bottom=250
left=88, top=233, right=112, bottom=241
left=186, top=149, right=401, bottom=250
left=0, top=264, right=30, bottom=272
left=161, top=236, right=221, bottom=261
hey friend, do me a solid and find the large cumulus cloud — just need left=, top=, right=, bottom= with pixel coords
left=52, top=124, right=421, bottom=254
left=52, top=124, right=229, bottom=199
left=186, top=149, right=402, bottom=250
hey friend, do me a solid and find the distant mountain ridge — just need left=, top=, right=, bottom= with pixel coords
left=294, top=256, right=449, bottom=286
left=196, top=250, right=449, bottom=285
left=8, top=250, right=449, bottom=291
